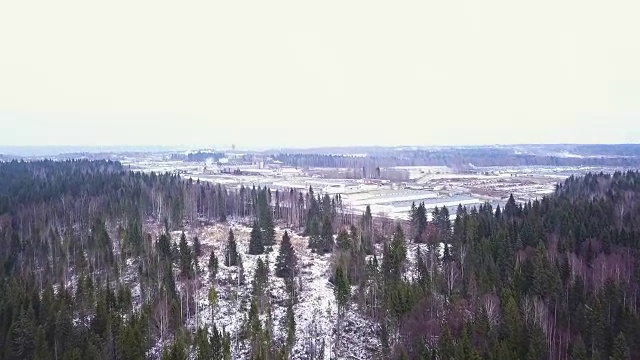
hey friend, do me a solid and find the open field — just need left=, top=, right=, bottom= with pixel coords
left=119, top=152, right=631, bottom=221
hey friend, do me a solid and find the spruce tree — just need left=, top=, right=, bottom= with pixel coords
left=276, top=231, right=297, bottom=279
left=193, top=236, right=202, bottom=257
left=285, top=302, right=296, bottom=350
left=217, top=184, right=227, bottom=222
left=172, top=240, right=180, bottom=264
left=208, top=285, right=218, bottom=330
left=320, top=215, right=334, bottom=254
left=334, top=264, right=350, bottom=310
left=33, top=326, right=49, bottom=360
left=208, top=250, right=219, bottom=280
left=439, top=324, right=455, bottom=360
left=224, top=229, right=239, bottom=266
left=238, top=254, right=246, bottom=285
left=252, top=258, right=270, bottom=298
left=612, top=332, right=630, bottom=360
left=262, top=210, right=276, bottom=248
left=179, top=231, right=193, bottom=278
left=248, top=222, right=264, bottom=255
left=195, top=327, right=213, bottom=360
left=569, top=336, right=587, bottom=360
left=258, top=188, right=276, bottom=247
left=362, top=205, right=374, bottom=252
left=157, top=232, right=172, bottom=260
left=336, top=229, right=351, bottom=251
left=412, top=202, right=427, bottom=242
left=526, top=324, right=547, bottom=360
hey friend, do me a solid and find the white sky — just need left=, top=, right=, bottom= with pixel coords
left=1, top=0, right=639, bottom=149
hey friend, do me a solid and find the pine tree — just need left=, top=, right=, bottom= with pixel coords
left=224, top=229, right=239, bottom=266
left=276, top=231, right=297, bottom=279
left=248, top=222, right=265, bottom=255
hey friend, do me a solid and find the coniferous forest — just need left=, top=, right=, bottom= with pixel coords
left=1, top=160, right=640, bottom=359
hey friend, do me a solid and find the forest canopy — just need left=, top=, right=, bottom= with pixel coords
left=0, top=160, right=639, bottom=359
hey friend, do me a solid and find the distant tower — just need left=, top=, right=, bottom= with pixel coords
left=232, top=144, right=236, bottom=152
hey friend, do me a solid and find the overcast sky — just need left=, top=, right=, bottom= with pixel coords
left=1, top=0, right=639, bottom=149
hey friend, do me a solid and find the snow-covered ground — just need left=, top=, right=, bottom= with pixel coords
left=136, top=223, right=383, bottom=359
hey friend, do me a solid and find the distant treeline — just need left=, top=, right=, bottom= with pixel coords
left=170, top=151, right=226, bottom=162
left=272, top=146, right=640, bottom=169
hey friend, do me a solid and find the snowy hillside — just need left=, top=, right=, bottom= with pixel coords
left=134, top=223, right=382, bottom=360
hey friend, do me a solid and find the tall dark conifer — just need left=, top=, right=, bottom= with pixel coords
left=179, top=231, right=193, bottom=278
left=224, top=229, right=239, bottom=266
left=248, top=222, right=264, bottom=255
left=276, top=231, right=297, bottom=279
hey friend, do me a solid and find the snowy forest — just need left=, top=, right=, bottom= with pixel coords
left=1, top=160, right=640, bottom=359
